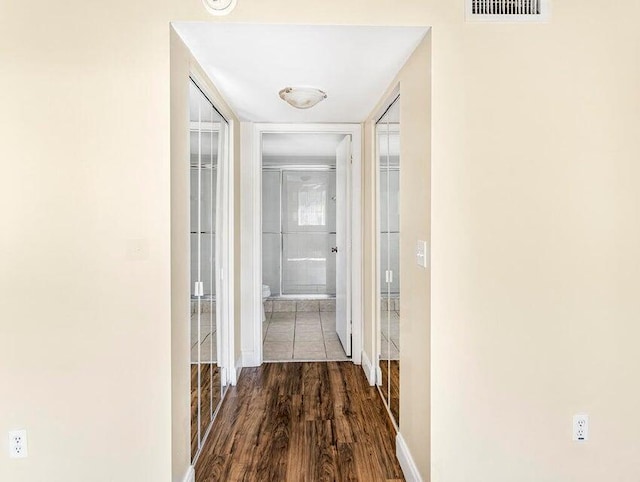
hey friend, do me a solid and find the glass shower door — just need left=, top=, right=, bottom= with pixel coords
left=281, top=170, right=336, bottom=296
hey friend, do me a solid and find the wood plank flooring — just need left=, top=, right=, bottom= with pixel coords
left=196, top=362, right=404, bottom=482
left=192, top=364, right=222, bottom=459
left=379, top=360, right=400, bottom=425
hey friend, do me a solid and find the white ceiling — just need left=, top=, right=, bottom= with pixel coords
left=172, top=23, right=429, bottom=123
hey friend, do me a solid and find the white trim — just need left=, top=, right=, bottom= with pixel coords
left=229, top=355, right=243, bottom=385
left=224, top=119, right=236, bottom=385
left=182, top=465, right=195, bottom=482
left=361, top=350, right=376, bottom=386
left=396, top=433, right=423, bottom=482
left=240, top=122, right=259, bottom=367
left=246, top=123, right=363, bottom=367
left=252, top=124, right=263, bottom=365
left=242, top=349, right=260, bottom=367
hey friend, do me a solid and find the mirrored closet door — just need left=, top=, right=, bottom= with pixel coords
left=189, top=79, right=229, bottom=461
left=377, top=96, right=400, bottom=427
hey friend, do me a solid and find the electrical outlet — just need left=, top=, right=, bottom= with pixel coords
left=573, top=414, right=589, bottom=442
left=8, top=430, right=28, bottom=458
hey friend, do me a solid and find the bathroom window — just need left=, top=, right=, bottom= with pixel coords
left=297, top=188, right=327, bottom=227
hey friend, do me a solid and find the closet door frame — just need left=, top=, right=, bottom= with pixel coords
left=374, top=87, right=400, bottom=431
left=188, top=69, right=235, bottom=464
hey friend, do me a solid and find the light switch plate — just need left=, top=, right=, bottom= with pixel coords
left=416, top=240, right=429, bottom=268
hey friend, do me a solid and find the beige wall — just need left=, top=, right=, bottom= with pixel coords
left=2, top=1, right=640, bottom=481
left=170, top=29, right=192, bottom=482
left=429, top=3, right=640, bottom=481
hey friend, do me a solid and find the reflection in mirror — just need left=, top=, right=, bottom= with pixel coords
left=376, top=95, right=400, bottom=427
left=189, top=79, right=228, bottom=462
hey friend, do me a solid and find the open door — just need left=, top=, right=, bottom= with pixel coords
left=335, top=135, right=352, bottom=356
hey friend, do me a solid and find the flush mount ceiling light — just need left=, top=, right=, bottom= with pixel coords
left=278, top=87, right=327, bottom=110
left=202, top=0, right=237, bottom=16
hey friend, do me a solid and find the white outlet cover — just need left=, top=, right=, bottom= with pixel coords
left=9, top=430, right=28, bottom=458
left=416, top=240, right=429, bottom=268
left=573, top=414, right=589, bottom=442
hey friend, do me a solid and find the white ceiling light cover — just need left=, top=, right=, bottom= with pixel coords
left=279, top=87, right=327, bottom=109
left=202, top=0, right=237, bottom=16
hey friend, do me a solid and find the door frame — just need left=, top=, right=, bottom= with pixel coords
left=188, top=67, right=236, bottom=386
left=373, top=88, right=400, bottom=415
left=244, top=123, right=363, bottom=366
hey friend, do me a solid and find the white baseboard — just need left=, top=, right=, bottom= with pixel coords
left=361, top=351, right=376, bottom=386
left=396, top=432, right=423, bottom=482
left=230, top=355, right=243, bottom=385
left=242, top=349, right=260, bottom=368
left=182, top=465, right=195, bottom=482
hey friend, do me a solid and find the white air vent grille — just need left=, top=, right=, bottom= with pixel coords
left=466, top=0, right=550, bottom=22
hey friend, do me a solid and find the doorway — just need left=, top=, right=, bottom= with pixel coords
left=245, top=124, right=363, bottom=365
left=258, top=132, right=354, bottom=361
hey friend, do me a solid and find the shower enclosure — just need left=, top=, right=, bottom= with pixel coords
left=262, top=168, right=337, bottom=297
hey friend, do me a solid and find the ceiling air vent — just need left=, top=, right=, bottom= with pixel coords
left=466, top=0, right=550, bottom=22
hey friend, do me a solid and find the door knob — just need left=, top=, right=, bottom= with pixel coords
left=331, top=246, right=338, bottom=253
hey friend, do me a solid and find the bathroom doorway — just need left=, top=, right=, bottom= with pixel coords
left=248, top=124, right=362, bottom=364
left=260, top=133, right=347, bottom=361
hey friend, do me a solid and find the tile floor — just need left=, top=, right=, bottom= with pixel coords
left=191, top=313, right=217, bottom=363
left=263, top=310, right=349, bottom=361
left=380, top=309, right=400, bottom=360
left=190, top=299, right=349, bottom=362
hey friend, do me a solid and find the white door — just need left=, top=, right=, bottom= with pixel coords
left=335, top=135, right=352, bottom=355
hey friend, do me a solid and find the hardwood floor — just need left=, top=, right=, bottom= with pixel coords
left=192, top=363, right=222, bottom=460
left=389, top=360, right=399, bottom=425
left=379, top=360, right=400, bottom=425
left=196, top=362, right=404, bottom=482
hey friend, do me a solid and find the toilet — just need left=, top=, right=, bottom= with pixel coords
left=261, top=284, right=271, bottom=322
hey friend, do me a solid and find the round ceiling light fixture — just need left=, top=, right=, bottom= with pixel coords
left=202, top=0, right=237, bottom=15
left=278, top=87, right=327, bottom=110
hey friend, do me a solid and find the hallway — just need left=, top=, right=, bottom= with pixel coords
left=195, top=362, right=403, bottom=481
